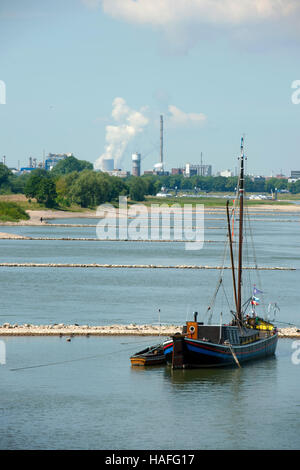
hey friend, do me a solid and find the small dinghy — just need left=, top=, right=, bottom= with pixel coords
left=130, top=343, right=166, bottom=366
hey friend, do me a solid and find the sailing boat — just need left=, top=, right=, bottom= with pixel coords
left=131, top=137, right=278, bottom=368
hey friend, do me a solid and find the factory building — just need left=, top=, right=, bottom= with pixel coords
left=101, top=158, right=114, bottom=172
left=184, top=163, right=212, bottom=177
left=44, top=153, right=73, bottom=171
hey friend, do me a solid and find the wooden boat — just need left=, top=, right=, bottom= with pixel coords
left=162, top=314, right=278, bottom=368
left=130, top=343, right=166, bottom=366
left=163, top=137, right=278, bottom=368
left=130, top=137, right=278, bottom=368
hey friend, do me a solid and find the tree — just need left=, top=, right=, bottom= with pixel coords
left=35, top=178, right=57, bottom=207
left=289, top=180, right=300, bottom=194
left=0, top=164, right=12, bottom=193
left=128, top=177, right=147, bottom=201
left=24, top=169, right=57, bottom=207
left=68, top=170, right=107, bottom=207
left=8, top=172, right=31, bottom=194
left=51, top=156, right=93, bottom=176
left=24, top=170, right=49, bottom=199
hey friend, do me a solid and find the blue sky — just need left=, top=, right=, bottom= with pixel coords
left=0, top=0, right=300, bottom=176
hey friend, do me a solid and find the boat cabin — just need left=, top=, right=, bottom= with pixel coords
left=183, top=320, right=260, bottom=345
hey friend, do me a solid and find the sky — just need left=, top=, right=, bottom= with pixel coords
left=0, top=0, right=300, bottom=176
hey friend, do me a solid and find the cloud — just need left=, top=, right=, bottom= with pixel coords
left=168, top=105, right=206, bottom=127
left=94, top=97, right=149, bottom=170
left=100, top=0, right=300, bottom=26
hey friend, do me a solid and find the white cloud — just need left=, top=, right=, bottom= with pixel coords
left=100, top=0, right=300, bottom=26
left=98, top=0, right=300, bottom=53
left=168, top=105, right=206, bottom=126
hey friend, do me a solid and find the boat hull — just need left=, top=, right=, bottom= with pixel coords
left=130, top=345, right=166, bottom=366
left=163, top=333, right=278, bottom=368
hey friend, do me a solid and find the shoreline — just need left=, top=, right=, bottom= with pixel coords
left=0, top=201, right=300, bottom=227
left=0, top=323, right=299, bottom=338
left=0, top=203, right=299, bottom=236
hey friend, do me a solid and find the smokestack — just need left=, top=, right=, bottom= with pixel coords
left=160, top=115, right=163, bottom=165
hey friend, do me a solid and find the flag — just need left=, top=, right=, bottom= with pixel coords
left=251, top=300, right=259, bottom=306
left=253, top=286, right=263, bottom=296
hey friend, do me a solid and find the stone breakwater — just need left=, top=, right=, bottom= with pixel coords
left=0, top=323, right=299, bottom=338
left=0, top=262, right=295, bottom=270
left=0, top=323, right=182, bottom=337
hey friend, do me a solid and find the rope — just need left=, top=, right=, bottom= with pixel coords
left=9, top=339, right=154, bottom=372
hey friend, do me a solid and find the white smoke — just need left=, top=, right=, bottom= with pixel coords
left=94, top=97, right=149, bottom=170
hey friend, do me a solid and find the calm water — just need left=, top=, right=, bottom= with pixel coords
left=0, top=337, right=299, bottom=450
left=0, top=210, right=299, bottom=449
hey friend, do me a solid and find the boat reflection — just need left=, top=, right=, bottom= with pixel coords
left=163, top=354, right=277, bottom=386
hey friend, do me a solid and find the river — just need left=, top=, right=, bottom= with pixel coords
left=0, top=208, right=299, bottom=449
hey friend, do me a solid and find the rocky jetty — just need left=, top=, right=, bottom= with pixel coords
left=0, top=323, right=299, bottom=338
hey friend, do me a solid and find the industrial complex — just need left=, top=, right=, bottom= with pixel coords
left=2, top=114, right=300, bottom=183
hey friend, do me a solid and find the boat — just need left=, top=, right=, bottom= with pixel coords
left=130, top=343, right=166, bottom=366
left=162, top=312, right=278, bottom=369
left=130, top=137, right=278, bottom=368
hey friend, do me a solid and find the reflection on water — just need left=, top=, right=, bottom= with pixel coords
left=0, top=333, right=298, bottom=449
left=165, top=353, right=278, bottom=387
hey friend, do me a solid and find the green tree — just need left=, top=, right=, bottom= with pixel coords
left=24, top=169, right=49, bottom=199
left=51, top=156, right=93, bottom=176
left=24, top=169, right=57, bottom=207
left=68, top=170, right=107, bottom=207
left=0, top=164, right=12, bottom=193
left=8, top=173, right=31, bottom=194
left=289, top=180, right=300, bottom=194
left=128, top=177, right=147, bottom=201
left=35, top=178, right=57, bottom=207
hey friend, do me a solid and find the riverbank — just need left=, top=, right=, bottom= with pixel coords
left=0, top=323, right=299, bottom=338
left=0, top=201, right=299, bottom=230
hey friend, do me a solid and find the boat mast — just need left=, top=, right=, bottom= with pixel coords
left=237, top=137, right=245, bottom=324
left=226, top=200, right=238, bottom=314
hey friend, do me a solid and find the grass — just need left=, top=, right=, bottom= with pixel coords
left=0, top=194, right=92, bottom=213
left=0, top=201, right=30, bottom=222
left=0, top=192, right=297, bottom=215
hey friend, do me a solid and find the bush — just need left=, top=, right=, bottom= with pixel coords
left=0, top=201, right=30, bottom=222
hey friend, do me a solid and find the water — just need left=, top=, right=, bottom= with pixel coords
left=0, top=210, right=299, bottom=449
left=0, top=337, right=299, bottom=450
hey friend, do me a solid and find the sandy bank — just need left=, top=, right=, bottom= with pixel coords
left=0, top=209, right=96, bottom=226
left=0, top=200, right=300, bottom=228
left=0, top=323, right=298, bottom=338
left=0, top=232, right=29, bottom=239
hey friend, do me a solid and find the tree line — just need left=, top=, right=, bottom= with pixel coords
left=0, top=156, right=300, bottom=209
